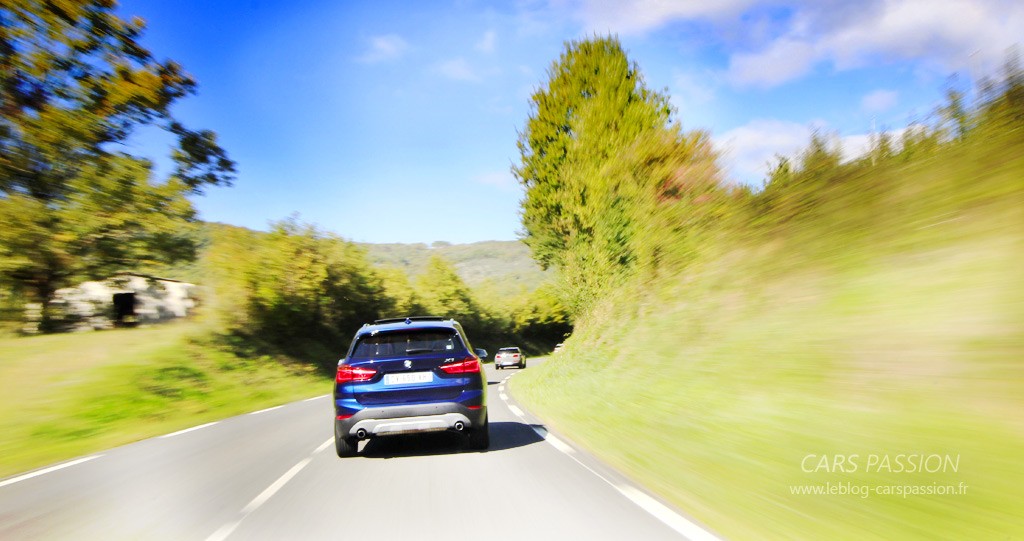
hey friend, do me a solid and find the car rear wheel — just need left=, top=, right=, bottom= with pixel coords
left=335, top=435, right=358, bottom=457
left=467, top=419, right=490, bottom=450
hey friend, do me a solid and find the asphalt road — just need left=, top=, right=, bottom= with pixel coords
left=0, top=361, right=719, bottom=541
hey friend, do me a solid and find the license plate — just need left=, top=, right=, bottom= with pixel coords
left=383, top=372, right=433, bottom=385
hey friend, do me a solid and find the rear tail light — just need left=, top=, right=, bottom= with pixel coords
left=439, top=357, right=481, bottom=375
left=336, top=364, right=377, bottom=383
left=512, top=354, right=520, bottom=359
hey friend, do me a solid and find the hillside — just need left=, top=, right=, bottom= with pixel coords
left=360, top=240, right=551, bottom=296
left=174, top=226, right=549, bottom=297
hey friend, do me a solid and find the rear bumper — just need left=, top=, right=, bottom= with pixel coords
left=335, top=402, right=487, bottom=439
left=495, top=358, right=522, bottom=367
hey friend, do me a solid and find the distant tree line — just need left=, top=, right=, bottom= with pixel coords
left=201, top=220, right=571, bottom=371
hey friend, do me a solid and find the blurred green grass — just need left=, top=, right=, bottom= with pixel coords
left=512, top=139, right=1024, bottom=539
left=0, top=320, right=328, bottom=479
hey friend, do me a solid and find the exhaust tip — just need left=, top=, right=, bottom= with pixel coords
left=355, top=428, right=368, bottom=440
left=453, top=421, right=465, bottom=432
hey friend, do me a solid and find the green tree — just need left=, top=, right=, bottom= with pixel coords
left=0, top=0, right=235, bottom=326
left=376, top=266, right=427, bottom=318
left=514, top=36, right=729, bottom=314
left=513, top=36, right=672, bottom=271
left=0, top=155, right=198, bottom=311
left=416, top=255, right=480, bottom=324
left=247, top=219, right=386, bottom=350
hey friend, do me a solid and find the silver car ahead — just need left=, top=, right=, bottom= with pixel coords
left=494, top=347, right=526, bottom=369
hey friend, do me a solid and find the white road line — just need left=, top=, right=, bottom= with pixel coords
left=160, top=421, right=218, bottom=439
left=542, top=434, right=575, bottom=454
left=314, top=437, right=333, bottom=454
left=499, top=393, right=508, bottom=401
left=205, top=520, right=241, bottom=541
left=242, top=457, right=312, bottom=514
left=529, top=425, right=575, bottom=455
left=498, top=385, right=505, bottom=392
left=617, top=486, right=723, bottom=541
left=0, top=455, right=102, bottom=489
left=509, top=390, right=720, bottom=540
left=303, top=394, right=329, bottom=402
left=206, top=439, right=328, bottom=541
left=250, top=405, right=283, bottom=415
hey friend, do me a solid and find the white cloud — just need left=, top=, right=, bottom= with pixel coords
left=671, top=69, right=716, bottom=107
left=861, top=89, right=899, bottom=113
left=715, top=118, right=913, bottom=184
left=715, top=119, right=814, bottom=185
left=474, top=171, right=519, bottom=191
left=569, top=0, right=757, bottom=35
left=357, top=34, right=409, bottom=64
left=726, top=0, right=1024, bottom=87
left=728, top=38, right=821, bottom=87
left=438, top=58, right=482, bottom=82
left=476, top=30, right=497, bottom=53
left=838, top=127, right=911, bottom=161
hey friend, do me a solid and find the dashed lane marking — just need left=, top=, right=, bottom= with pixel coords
left=241, top=457, right=312, bottom=514
left=314, top=438, right=333, bottom=454
left=205, top=437, right=332, bottom=541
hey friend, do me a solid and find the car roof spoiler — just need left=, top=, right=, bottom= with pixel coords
left=372, top=316, right=448, bottom=325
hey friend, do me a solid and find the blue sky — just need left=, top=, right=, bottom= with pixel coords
left=119, top=0, right=1023, bottom=244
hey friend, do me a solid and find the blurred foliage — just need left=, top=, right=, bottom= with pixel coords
left=513, top=36, right=674, bottom=274
left=0, top=0, right=234, bottom=329
left=514, top=36, right=726, bottom=314
left=516, top=36, right=1024, bottom=318
left=514, top=38, right=1024, bottom=540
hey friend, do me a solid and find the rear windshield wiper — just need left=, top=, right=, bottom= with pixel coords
left=404, top=347, right=435, bottom=354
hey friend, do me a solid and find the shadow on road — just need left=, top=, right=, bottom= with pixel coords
left=358, top=421, right=544, bottom=459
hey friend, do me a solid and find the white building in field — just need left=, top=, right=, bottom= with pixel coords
left=27, top=273, right=198, bottom=332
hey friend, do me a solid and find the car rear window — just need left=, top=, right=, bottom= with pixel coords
left=352, top=329, right=462, bottom=358
left=498, top=348, right=520, bottom=353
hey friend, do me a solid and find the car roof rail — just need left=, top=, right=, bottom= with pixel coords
left=373, top=316, right=448, bottom=325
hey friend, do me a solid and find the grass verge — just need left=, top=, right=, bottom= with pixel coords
left=0, top=320, right=329, bottom=479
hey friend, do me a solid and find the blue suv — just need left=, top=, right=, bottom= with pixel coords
left=333, top=316, right=489, bottom=457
